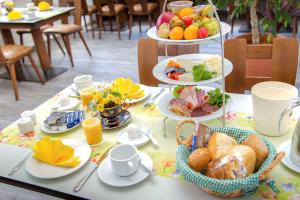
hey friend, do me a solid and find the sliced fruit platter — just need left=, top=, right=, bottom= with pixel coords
left=158, top=86, right=232, bottom=121
left=153, top=54, right=233, bottom=85
left=147, top=4, right=230, bottom=44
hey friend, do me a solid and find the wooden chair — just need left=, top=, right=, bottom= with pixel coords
left=0, top=45, right=44, bottom=100
left=44, top=0, right=92, bottom=67
left=138, top=38, right=199, bottom=86
left=125, top=0, right=159, bottom=39
left=81, top=0, right=97, bottom=38
left=93, top=0, right=127, bottom=40
left=224, top=37, right=299, bottom=93
left=16, top=0, right=66, bottom=58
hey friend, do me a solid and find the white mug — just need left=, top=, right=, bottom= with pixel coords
left=73, top=75, right=92, bottom=91
left=126, top=124, right=141, bottom=139
left=252, top=81, right=298, bottom=136
left=26, top=2, right=35, bottom=10
left=17, top=117, right=34, bottom=134
left=109, top=144, right=139, bottom=176
left=20, top=110, right=36, bottom=125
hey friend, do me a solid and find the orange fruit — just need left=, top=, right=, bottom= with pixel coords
left=184, top=25, right=199, bottom=40
left=169, top=26, right=184, bottom=40
left=178, top=7, right=194, bottom=19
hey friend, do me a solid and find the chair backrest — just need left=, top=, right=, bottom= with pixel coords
left=32, top=0, right=53, bottom=5
left=138, top=38, right=199, bottom=86
left=224, top=37, right=299, bottom=93
left=59, top=0, right=81, bottom=26
left=125, top=0, right=148, bottom=13
left=93, top=0, right=116, bottom=15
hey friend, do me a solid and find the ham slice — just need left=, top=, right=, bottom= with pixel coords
left=179, top=86, right=198, bottom=108
left=196, top=90, right=206, bottom=106
left=168, top=99, right=191, bottom=117
left=202, top=103, right=219, bottom=113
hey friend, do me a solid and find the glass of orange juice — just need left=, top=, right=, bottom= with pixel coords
left=82, top=117, right=103, bottom=146
left=80, top=88, right=94, bottom=108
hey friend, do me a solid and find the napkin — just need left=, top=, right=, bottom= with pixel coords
left=32, top=137, right=80, bottom=167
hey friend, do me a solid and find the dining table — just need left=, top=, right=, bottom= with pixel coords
left=0, top=84, right=300, bottom=200
left=0, top=6, right=74, bottom=81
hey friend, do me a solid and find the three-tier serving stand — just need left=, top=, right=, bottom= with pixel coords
left=146, top=0, right=233, bottom=136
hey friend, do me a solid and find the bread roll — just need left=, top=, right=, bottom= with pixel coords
left=228, top=145, right=256, bottom=176
left=241, top=134, right=269, bottom=170
left=208, top=132, right=237, bottom=160
left=188, top=148, right=211, bottom=172
left=206, top=155, right=248, bottom=179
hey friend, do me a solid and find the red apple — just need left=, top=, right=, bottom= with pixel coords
left=198, top=27, right=209, bottom=38
left=183, top=16, right=193, bottom=27
left=156, top=12, right=175, bottom=29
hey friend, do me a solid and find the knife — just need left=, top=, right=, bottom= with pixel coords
left=73, top=146, right=113, bottom=193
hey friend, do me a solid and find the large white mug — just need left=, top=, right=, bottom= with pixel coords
left=252, top=81, right=298, bottom=136
left=73, top=75, right=92, bottom=91
left=109, top=144, right=139, bottom=176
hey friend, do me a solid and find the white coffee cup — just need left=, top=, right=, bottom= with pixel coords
left=126, top=124, right=141, bottom=139
left=26, top=2, right=35, bottom=10
left=252, top=81, right=298, bottom=136
left=58, top=95, right=70, bottom=107
left=20, top=110, right=36, bottom=125
left=17, top=117, right=34, bottom=134
left=109, top=144, right=139, bottom=176
left=73, top=75, right=92, bottom=91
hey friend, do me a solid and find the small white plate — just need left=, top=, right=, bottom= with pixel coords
left=157, top=86, right=233, bottom=121
left=278, top=140, right=300, bottom=173
left=147, top=22, right=231, bottom=45
left=26, top=139, right=91, bottom=179
left=53, top=98, right=80, bottom=112
left=98, top=151, right=153, bottom=187
left=125, top=84, right=151, bottom=104
left=116, top=127, right=150, bottom=147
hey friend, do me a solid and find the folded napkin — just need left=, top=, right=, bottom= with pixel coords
left=32, top=137, right=80, bottom=167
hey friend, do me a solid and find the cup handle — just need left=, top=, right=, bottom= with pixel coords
left=278, top=101, right=300, bottom=134
left=127, top=161, right=134, bottom=171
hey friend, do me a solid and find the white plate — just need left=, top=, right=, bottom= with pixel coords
left=117, top=126, right=150, bottom=147
left=153, top=54, right=233, bottom=86
left=278, top=140, right=300, bottom=173
left=25, top=139, right=91, bottom=179
left=54, top=98, right=80, bottom=112
left=157, top=86, right=233, bottom=121
left=125, top=84, right=151, bottom=104
left=147, top=22, right=231, bottom=45
left=40, top=111, right=81, bottom=134
left=98, top=151, right=153, bottom=187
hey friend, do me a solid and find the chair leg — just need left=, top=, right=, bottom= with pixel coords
left=116, top=15, right=121, bottom=40
left=7, top=63, right=19, bottom=101
left=19, top=34, right=25, bottom=63
left=138, top=16, right=142, bottom=33
left=98, top=15, right=103, bottom=39
left=78, top=31, right=92, bottom=57
left=27, top=54, right=45, bottom=85
left=83, top=14, right=88, bottom=32
left=53, top=35, right=66, bottom=55
left=148, top=14, right=152, bottom=28
left=89, top=14, right=95, bottom=39
left=61, top=34, right=74, bottom=67
left=109, top=17, right=113, bottom=32
left=46, top=34, right=51, bottom=63
left=129, top=14, right=133, bottom=40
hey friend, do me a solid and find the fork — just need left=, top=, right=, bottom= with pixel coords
left=143, top=88, right=164, bottom=108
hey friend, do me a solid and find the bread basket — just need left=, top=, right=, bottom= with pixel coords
left=175, top=120, right=284, bottom=198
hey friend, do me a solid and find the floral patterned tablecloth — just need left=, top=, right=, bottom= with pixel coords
left=1, top=88, right=300, bottom=200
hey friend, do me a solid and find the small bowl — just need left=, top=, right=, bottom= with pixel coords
left=168, top=1, right=193, bottom=14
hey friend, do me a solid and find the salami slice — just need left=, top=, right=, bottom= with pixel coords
left=191, top=108, right=210, bottom=117
left=202, top=103, right=219, bottom=113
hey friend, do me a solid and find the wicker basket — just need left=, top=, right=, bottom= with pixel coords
left=175, top=119, right=284, bottom=198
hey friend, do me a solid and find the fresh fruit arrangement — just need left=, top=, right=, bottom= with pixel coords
left=7, top=10, right=23, bottom=21
left=156, top=5, right=219, bottom=40
left=169, top=86, right=230, bottom=117
left=4, top=1, right=14, bottom=12
left=164, top=55, right=221, bottom=82
left=38, top=1, right=51, bottom=11
left=111, top=77, right=144, bottom=100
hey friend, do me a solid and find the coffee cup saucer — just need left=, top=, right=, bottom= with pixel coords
left=116, top=126, right=150, bottom=147
left=97, top=151, right=153, bottom=187
left=278, top=140, right=300, bottom=173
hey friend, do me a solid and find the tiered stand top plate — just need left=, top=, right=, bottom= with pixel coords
left=146, top=22, right=231, bottom=45
left=153, top=54, right=233, bottom=86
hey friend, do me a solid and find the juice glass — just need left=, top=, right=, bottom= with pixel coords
left=82, top=117, right=103, bottom=146
left=80, top=88, right=94, bottom=108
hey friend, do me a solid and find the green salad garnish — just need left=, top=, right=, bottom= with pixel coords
left=192, top=64, right=217, bottom=82
left=207, top=88, right=230, bottom=108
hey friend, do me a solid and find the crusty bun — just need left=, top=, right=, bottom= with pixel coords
left=188, top=148, right=211, bottom=172
left=241, top=134, right=269, bottom=170
left=227, top=145, right=256, bottom=176
left=208, top=132, right=237, bottom=160
left=206, top=155, right=247, bottom=179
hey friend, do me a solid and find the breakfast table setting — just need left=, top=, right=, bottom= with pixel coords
left=1, top=1, right=300, bottom=200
